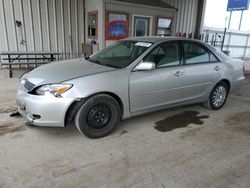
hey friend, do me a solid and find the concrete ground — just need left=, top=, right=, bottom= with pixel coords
left=0, top=72, right=250, bottom=188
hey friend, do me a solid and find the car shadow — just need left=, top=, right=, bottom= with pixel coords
left=114, top=104, right=210, bottom=134
left=26, top=122, right=81, bottom=138
left=24, top=104, right=210, bottom=140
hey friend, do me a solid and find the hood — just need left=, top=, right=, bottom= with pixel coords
left=25, top=58, right=115, bottom=86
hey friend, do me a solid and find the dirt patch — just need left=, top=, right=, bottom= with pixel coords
left=180, top=127, right=204, bottom=139
left=233, top=91, right=243, bottom=96
left=0, top=122, right=25, bottom=136
left=154, top=111, right=209, bottom=132
left=10, top=134, right=24, bottom=139
left=0, top=106, right=17, bottom=114
left=225, top=111, right=250, bottom=135
left=245, top=73, right=250, bottom=79
left=119, top=130, right=128, bottom=136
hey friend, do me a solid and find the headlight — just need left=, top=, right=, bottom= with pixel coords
left=35, top=84, right=72, bottom=97
left=20, top=79, right=26, bottom=85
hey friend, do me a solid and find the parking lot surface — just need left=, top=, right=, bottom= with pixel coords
left=0, top=74, right=250, bottom=188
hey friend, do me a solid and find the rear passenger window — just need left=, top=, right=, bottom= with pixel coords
left=144, top=41, right=180, bottom=68
left=183, top=42, right=218, bottom=65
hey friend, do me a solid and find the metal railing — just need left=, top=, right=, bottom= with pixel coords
left=202, top=27, right=250, bottom=59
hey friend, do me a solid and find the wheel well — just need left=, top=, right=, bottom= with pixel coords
left=64, top=92, right=124, bottom=126
left=64, top=99, right=85, bottom=127
left=94, top=92, right=124, bottom=117
left=220, top=79, right=231, bottom=91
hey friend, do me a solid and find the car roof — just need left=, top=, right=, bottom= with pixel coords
left=125, top=36, right=202, bottom=43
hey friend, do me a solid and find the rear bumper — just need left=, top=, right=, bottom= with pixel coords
left=230, top=76, right=245, bottom=93
left=16, top=85, right=76, bottom=127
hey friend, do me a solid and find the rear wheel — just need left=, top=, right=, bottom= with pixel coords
left=204, top=81, right=229, bottom=110
left=74, top=94, right=121, bottom=138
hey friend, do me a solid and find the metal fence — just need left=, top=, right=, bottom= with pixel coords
left=202, top=27, right=250, bottom=59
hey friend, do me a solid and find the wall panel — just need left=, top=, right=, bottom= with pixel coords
left=163, top=0, right=199, bottom=35
left=0, top=0, right=8, bottom=51
left=4, top=0, right=17, bottom=51
left=0, top=0, right=85, bottom=60
left=0, top=0, right=201, bottom=59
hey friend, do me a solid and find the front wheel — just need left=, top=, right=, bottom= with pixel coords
left=74, top=94, right=121, bottom=138
left=204, top=81, right=229, bottom=110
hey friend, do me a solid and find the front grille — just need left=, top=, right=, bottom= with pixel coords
left=24, top=80, right=36, bottom=91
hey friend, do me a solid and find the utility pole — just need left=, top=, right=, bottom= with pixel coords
left=239, top=10, right=244, bottom=30
left=228, top=11, right=232, bottom=29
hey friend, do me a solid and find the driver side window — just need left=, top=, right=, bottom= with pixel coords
left=144, top=41, right=180, bottom=68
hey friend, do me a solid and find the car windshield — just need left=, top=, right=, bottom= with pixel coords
left=87, top=41, right=152, bottom=68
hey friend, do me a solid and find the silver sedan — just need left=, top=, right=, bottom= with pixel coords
left=16, top=37, right=245, bottom=138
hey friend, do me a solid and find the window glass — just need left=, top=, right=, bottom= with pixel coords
left=88, top=12, right=98, bottom=38
left=89, top=41, right=151, bottom=68
left=144, top=42, right=180, bottom=68
left=134, top=17, right=150, bottom=37
left=102, top=42, right=131, bottom=57
left=158, top=18, right=171, bottom=28
left=183, top=42, right=218, bottom=64
left=157, top=18, right=172, bottom=36
left=209, top=53, right=219, bottom=62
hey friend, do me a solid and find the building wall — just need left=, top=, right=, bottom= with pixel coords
left=105, top=0, right=176, bottom=47
left=162, top=0, right=200, bottom=35
left=0, top=0, right=85, bottom=59
left=85, top=0, right=105, bottom=49
left=0, top=0, right=205, bottom=58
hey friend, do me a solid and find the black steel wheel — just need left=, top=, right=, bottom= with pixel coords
left=74, top=94, right=121, bottom=138
left=87, top=104, right=112, bottom=129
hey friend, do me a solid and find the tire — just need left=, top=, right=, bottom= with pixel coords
left=203, top=81, right=229, bottom=110
left=74, top=94, right=121, bottom=138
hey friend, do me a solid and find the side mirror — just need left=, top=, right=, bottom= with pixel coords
left=134, top=62, right=156, bottom=71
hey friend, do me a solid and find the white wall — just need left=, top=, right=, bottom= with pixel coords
left=85, top=0, right=105, bottom=49
left=0, top=0, right=85, bottom=59
left=0, top=0, right=206, bottom=57
left=162, top=0, right=200, bottom=35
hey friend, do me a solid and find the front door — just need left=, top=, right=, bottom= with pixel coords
left=133, top=16, right=150, bottom=37
left=130, top=41, right=184, bottom=114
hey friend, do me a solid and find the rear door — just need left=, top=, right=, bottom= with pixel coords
left=130, top=41, right=185, bottom=114
left=181, top=41, right=223, bottom=102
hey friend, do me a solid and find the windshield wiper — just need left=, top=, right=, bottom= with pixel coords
left=87, top=58, right=123, bottom=68
left=87, top=58, right=101, bottom=65
left=103, top=64, right=123, bottom=68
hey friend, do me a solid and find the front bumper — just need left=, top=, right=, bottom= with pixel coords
left=16, top=84, right=76, bottom=127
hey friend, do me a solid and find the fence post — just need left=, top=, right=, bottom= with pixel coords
left=221, top=28, right=227, bottom=51
left=0, top=54, right=2, bottom=69
left=242, top=34, right=249, bottom=59
left=226, top=32, right=232, bottom=52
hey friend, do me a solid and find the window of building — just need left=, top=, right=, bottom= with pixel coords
left=105, top=12, right=128, bottom=40
left=156, top=18, right=172, bottom=36
left=134, top=16, right=150, bottom=37
left=183, top=42, right=218, bottom=64
left=88, top=11, right=98, bottom=38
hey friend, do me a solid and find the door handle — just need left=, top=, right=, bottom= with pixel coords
left=175, top=71, right=184, bottom=77
left=214, top=66, right=221, bottom=71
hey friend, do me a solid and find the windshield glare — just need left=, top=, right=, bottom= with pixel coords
left=88, top=41, right=152, bottom=68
